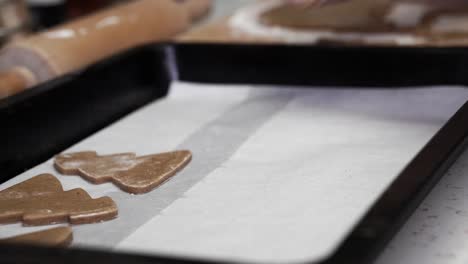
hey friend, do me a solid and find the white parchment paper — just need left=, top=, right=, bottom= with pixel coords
left=1, top=82, right=468, bottom=263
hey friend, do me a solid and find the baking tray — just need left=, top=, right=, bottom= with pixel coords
left=1, top=43, right=468, bottom=264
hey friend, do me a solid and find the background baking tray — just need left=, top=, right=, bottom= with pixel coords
left=1, top=43, right=468, bottom=264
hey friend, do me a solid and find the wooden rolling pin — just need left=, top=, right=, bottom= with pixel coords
left=0, top=67, right=36, bottom=98
left=0, top=0, right=211, bottom=99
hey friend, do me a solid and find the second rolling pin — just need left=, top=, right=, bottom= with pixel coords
left=0, top=0, right=211, bottom=97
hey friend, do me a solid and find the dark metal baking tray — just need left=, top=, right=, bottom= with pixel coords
left=1, top=43, right=468, bottom=264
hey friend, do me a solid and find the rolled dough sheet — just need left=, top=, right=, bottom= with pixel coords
left=182, top=0, right=468, bottom=46
left=1, top=82, right=468, bottom=263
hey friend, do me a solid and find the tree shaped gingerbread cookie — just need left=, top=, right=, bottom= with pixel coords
left=0, top=174, right=117, bottom=226
left=54, top=150, right=192, bottom=194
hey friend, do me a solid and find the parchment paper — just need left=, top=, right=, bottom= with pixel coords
left=1, top=82, right=467, bottom=263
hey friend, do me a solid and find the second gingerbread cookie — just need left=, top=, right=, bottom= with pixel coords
left=0, top=174, right=117, bottom=226
left=55, top=151, right=192, bottom=194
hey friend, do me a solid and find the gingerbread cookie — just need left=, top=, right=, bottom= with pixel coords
left=0, top=227, right=73, bottom=247
left=0, top=174, right=118, bottom=226
left=55, top=150, right=192, bottom=194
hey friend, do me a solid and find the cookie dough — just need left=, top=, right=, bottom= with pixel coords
left=261, top=0, right=390, bottom=31
left=0, top=174, right=118, bottom=226
left=229, top=0, right=468, bottom=46
left=0, top=227, right=73, bottom=247
left=55, top=150, right=192, bottom=194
